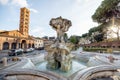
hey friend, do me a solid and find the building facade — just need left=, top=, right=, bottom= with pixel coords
left=79, top=38, right=91, bottom=45
left=34, top=38, right=44, bottom=50
left=0, top=7, right=34, bottom=50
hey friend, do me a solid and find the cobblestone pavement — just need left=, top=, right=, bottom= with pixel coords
left=0, top=50, right=46, bottom=59
left=0, top=50, right=46, bottom=69
left=24, top=50, right=47, bottom=56
left=0, top=50, right=9, bottom=59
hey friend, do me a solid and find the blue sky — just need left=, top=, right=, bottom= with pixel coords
left=0, top=0, right=103, bottom=37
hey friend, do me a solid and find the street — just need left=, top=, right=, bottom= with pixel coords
left=0, top=50, right=47, bottom=62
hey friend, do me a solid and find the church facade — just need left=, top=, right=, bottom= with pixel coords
left=0, top=7, right=34, bottom=50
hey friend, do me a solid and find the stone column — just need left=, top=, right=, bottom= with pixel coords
left=2, top=57, right=7, bottom=66
left=9, top=43, right=11, bottom=50
left=19, top=43, right=21, bottom=48
left=0, top=43, right=2, bottom=50
left=16, top=43, right=18, bottom=49
left=26, top=43, right=28, bottom=49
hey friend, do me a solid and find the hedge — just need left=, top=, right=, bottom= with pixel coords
left=83, top=47, right=107, bottom=52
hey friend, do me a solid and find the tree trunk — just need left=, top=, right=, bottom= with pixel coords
left=112, top=16, right=115, bottom=27
left=117, top=32, right=120, bottom=40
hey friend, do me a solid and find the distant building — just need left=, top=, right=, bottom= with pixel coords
left=84, top=40, right=120, bottom=49
left=43, top=39, right=54, bottom=47
left=42, top=36, right=48, bottom=40
left=0, top=30, right=5, bottom=32
left=34, top=38, right=44, bottom=50
left=49, top=37, right=55, bottom=41
left=0, top=7, right=34, bottom=50
left=79, top=38, right=91, bottom=45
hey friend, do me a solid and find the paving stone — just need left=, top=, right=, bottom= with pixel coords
left=5, top=76, right=17, bottom=80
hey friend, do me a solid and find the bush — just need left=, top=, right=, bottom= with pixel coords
left=83, top=47, right=107, bottom=52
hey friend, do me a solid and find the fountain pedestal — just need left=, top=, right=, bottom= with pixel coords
left=45, top=16, right=72, bottom=72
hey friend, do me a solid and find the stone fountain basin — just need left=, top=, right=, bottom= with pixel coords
left=1, top=52, right=120, bottom=80
left=35, top=59, right=87, bottom=78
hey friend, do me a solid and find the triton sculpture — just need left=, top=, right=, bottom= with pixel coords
left=45, top=16, right=72, bottom=72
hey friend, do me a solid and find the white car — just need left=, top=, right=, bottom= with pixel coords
left=24, top=48, right=34, bottom=53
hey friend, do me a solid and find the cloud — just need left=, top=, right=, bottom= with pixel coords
left=30, top=26, right=46, bottom=37
left=30, top=25, right=56, bottom=37
left=64, top=0, right=103, bottom=37
left=68, top=20, right=97, bottom=37
left=11, top=0, right=38, bottom=13
left=11, top=0, right=28, bottom=7
left=0, top=0, right=29, bottom=7
left=30, top=8, right=38, bottom=13
left=0, top=0, right=38, bottom=14
left=31, top=28, right=40, bottom=33
left=0, top=0, right=9, bottom=5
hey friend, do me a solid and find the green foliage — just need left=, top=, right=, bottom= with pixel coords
left=82, top=23, right=108, bottom=38
left=43, top=36, right=48, bottom=39
left=88, top=26, right=103, bottom=36
left=83, top=47, right=107, bottom=52
left=69, top=35, right=80, bottom=44
left=81, top=0, right=120, bottom=42
left=88, top=27, right=97, bottom=36
left=82, top=33, right=88, bottom=38
left=94, top=33, right=104, bottom=42
left=92, top=0, right=120, bottom=23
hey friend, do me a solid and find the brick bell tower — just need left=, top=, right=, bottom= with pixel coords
left=19, top=7, right=30, bottom=37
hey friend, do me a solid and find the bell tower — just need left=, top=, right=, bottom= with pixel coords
left=19, top=7, right=30, bottom=37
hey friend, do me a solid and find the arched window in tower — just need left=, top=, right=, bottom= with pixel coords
left=25, top=29, right=26, bottom=32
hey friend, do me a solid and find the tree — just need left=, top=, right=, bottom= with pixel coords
left=42, top=36, right=48, bottom=39
left=104, top=18, right=120, bottom=40
left=82, top=33, right=88, bottom=38
left=69, top=36, right=79, bottom=44
left=112, top=18, right=120, bottom=40
left=92, top=0, right=120, bottom=23
left=92, top=0, right=120, bottom=40
left=89, top=27, right=97, bottom=36
left=88, top=26, right=103, bottom=36
left=94, top=33, right=104, bottom=42
left=84, top=24, right=104, bottom=36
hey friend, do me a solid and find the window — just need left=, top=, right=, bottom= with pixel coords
left=14, top=39, right=16, bottom=41
left=113, top=46, right=115, bottom=48
left=6, top=38, right=8, bottom=41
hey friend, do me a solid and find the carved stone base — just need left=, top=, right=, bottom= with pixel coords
left=45, top=43, right=72, bottom=72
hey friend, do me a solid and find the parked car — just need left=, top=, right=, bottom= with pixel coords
left=35, top=47, right=44, bottom=50
left=24, top=48, right=34, bottom=53
left=18, top=48, right=24, bottom=52
left=29, top=48, right=35, bottom=51
left=8, top=49, right=23, bottom=56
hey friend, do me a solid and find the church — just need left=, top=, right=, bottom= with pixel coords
left=0, top=7, right=34, bottom=50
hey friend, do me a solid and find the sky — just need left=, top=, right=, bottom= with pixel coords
left=0, top=0, right=103, bottom=37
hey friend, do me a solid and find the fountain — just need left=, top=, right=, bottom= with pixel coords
left=45, top=16, right=73, bottom=72
left=35, top=17, right=87, bottom=78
